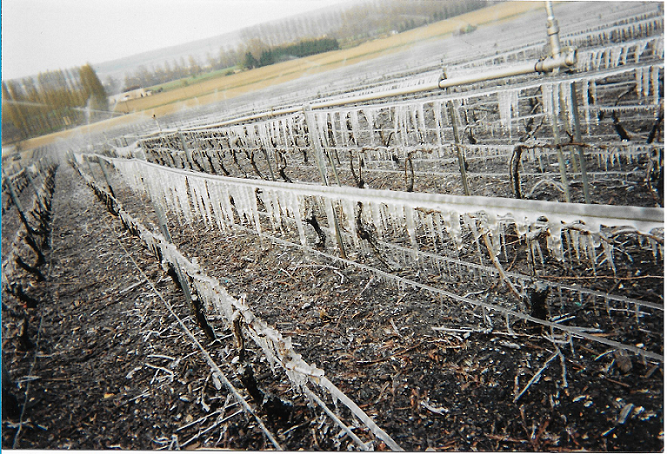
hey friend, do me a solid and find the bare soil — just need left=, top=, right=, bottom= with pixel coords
left=2, top=160, right=663, bottom=451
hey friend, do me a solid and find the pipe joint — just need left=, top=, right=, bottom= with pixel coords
left=546, top=20, right=560, bottom=36
left=535, top=46, right=577, bottom=73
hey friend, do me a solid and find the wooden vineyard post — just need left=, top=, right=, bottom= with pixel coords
left=260, top=145, right=276, bottom=181
left=304, top=106, right=348, bottom=260
left=178, top=130, right=196, bottom=170
left=83, top=158, right=98, bottom=184
left=446, top=101, right=470, bottom=196
left=304, top=107, right=341, bottom=187
left=570, top=82, right=592, bottom=204
left=152, top=197, right=173, bottom=244
left=98, top=159, right=116, bottom=199
left=174, top=260, right=216, bottom=341
left=549, top=88, right=572, bottom=203
left=3, top=170, right=39, bottom=239
left=25, top=169, right=47, bottom=215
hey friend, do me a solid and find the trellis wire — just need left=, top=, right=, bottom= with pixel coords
left=73, top=157, right=403, bottom=451
left=93, top=155, right=662, bottom=361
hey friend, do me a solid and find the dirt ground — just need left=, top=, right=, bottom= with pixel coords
left=1, top=153, right=663, bottom=450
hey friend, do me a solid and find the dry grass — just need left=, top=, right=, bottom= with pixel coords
left=17, top=1, right=540, bottom=152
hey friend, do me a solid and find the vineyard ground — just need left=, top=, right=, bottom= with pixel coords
left=2, top=161, right=662, bottom=450
left=3, top=1, right=664, bottom=450
left=2, top=166, right=275, bottom=449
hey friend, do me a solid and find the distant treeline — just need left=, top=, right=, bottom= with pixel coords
left=116, top=0, right=495, bottom=94
left=120, top=55, right=222, bottom=94
left=244, top=37, right=340, bottom=69
left=2, top=64, right=108, bottom=142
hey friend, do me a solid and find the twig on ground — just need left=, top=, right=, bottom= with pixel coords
left=513, top=351, right=559, bottom=403
left=358, top=276, right=374, bottom=298
left=180, top=409, right=244, bottom=449
left=390, top=318, right=404, bottom=339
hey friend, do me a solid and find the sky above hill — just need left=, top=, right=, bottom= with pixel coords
left=1, top=0, right=351, bottom=81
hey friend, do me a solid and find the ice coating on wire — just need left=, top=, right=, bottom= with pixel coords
left=74, top=156, right=402, bottom=450
left=110, top=157, right=663, bottom=277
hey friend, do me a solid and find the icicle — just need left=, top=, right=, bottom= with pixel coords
left=175, top=175, right=193, bottom=224
left=541, top=84, right=556, bottom=124
left=191, top=177, right=214, bottom=227
left=433, top=101, right=444, bottom=158
left=648, top=236, right=660, bottom=263
left=264, top=189, right=281, bottom=232
left=651, top=66, right=660, bottom=105
left=593, top=50, right=603, bottom=71
left=643, top=66, right=651, bottom=99
left=605, top=48, right=612, bottom=69
left=600, top=232, right=616, bottom=273
left=433, top=212, right=446, bottom=247
left=418, top=102, right=427, bottom=143
left=289, top=192, right=307, bottom=247
left=560, top=82, right=574, bottom=130
left=569, top=229, right=582, bottom=264
left=635, top=40, right=648, bottom=64
left=336, top=111, right=346, bottom=147
left=582, top=79, right=591, bottom=132
left=444, top=211, right=463, bottom=252
left=409, top=105, right=419, bottom=144
left=206, top=181, right=228, bottom=233
left=362, top=108, right=376, bottom=146
left=404, top=205, right=418, bottom=254
left=370, top=202, right=385, bottom=241
left=586, top=233, right=597, bottom=275
left=498, top=90, right=511, bottom=130
left=387, top=203, right=404, bottom=238
left=653, top=36, right=664, bottom=60
left=342, top=199, right=359, bottom=247
left=463, top=214, right=484, bottom=265
left=350, top=109, right=361, bottom=146
left=425, top=213, right=437, bottom=251
left=546, top=221, right=564, bottom=262
left=528, top=232, right=544, bottom=266
left=398, top=105, right=410, bottom=147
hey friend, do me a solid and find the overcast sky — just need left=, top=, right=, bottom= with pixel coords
left=1, top=0, right=351, bottom=81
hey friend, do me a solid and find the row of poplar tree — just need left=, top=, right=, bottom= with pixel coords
left=2, top=64, right=108, bottom=142
left=243, top=37, right=340, bottom=69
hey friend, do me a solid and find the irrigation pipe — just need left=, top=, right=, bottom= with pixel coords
left=159, top=49, right=576, bottom=132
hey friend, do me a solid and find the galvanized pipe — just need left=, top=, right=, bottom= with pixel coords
left=183, top=51, right=576, bottom=132
left=438, top=50, right=576, bottom=90
left=545, top=0, right=562, bottom=58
